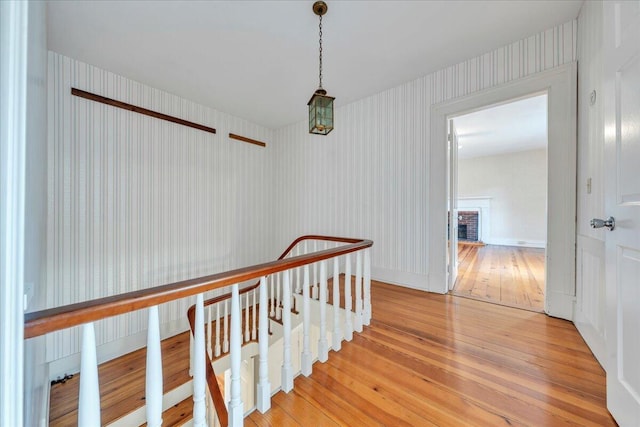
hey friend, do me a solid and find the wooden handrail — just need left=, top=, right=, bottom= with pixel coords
left=199, top=235, right=359, bottom=310
left=24, top=235, right=372, bottom=339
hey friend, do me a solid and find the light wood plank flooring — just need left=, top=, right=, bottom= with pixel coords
left=453, top=244, right=545, bottom=312
left=50, top=281, right=613, bottom=426
left=49, top=331, right=191, bottom=426
left=249, top=281, right=613, bottom=426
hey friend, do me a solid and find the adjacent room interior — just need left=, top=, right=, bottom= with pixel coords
left=449, top=94, right=548, bottom=312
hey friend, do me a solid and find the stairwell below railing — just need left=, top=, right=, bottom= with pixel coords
left=188, top=237, right=373, bottom=426
left=24, top=235, right=372, bottom=427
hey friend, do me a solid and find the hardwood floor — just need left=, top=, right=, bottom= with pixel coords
left=49, top=281, right=614, bottom=426
left=48, top=331, right=191, bottom=426
left=453, top=244, right=545, bottom=312
left=250, top=281, right=614, bottom=426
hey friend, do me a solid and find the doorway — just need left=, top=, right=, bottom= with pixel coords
left=448, top=95, right=548, bottom=312
left=429, top=63, right=577, bottom=321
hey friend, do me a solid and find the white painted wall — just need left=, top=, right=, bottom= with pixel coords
left=574, top=0, right=606, bottom=367
left=23, top=3, right=49, bottom=425
left=46, top=52, right=277, bottom=365
left=274, top=20, right=576, bottom=290
left=458, top=148, right=547, bottom=248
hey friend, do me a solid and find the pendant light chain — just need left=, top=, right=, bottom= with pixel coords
left=309, top=1, right=334, bottom=135
left=318, top=14, right=323, bottom=89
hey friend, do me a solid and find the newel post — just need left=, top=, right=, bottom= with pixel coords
left=363, top=248, right=372, bottom=325
left=354, top=251, right=363, bottom=333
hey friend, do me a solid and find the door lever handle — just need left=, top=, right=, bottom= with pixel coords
left=590, top=217, right=615, bottom=231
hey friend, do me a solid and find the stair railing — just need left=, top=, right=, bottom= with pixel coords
left=24, top=235, right=372, bottom=427
left=187, top=235, right=373, bottom=426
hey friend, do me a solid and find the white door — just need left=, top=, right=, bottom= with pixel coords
left=603, top=1, right=640, bottom=425
left=448, top=120, right=459, bottom=290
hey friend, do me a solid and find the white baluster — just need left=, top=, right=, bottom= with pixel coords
left=146, top=306, right=163, bottom=427
left=281, top=270, right=294, bottom=392
left=256, top=277, right=271, bottom=413
left=229, top=284, right=243, bottom=426
left=189, top=326, right=194, bottom=377
left=364, top=248, right=372, bottom=325
left=313, top=241, right=318, bottom=299
left=354, top=251, right=363, bottom=333
left=78, top=323, right=100, bottom=427
left=318, top=260, right=329, bottom=362
left=332, top=257, right=342, bottom=351
left=269, top=276, right=275, bottom=318
left=207, top=304, right=212, bottom=358
left=251, top=289, right=257, bottom=341
left=244, top=291, right=250, bottom=342
left=344, top=253, right=353, bottom=341
left=295, top=245, right=301, bottom=294
left=223, top=300, right=229, bottom=354
left=276, top=273, right=282, bottom=320
left=214, top=303, right=221, bottom=358
left=193, top=294, right=206, bottom=427
left=301, top=264, right=312, bottom=376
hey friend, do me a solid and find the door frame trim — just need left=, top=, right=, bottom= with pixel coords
left=428, top=62, right=577, bottom=320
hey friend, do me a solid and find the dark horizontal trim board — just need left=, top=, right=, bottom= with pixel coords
left=71, top=88, right=216, bottom=134
left=229, top=133, right=266, bottom=147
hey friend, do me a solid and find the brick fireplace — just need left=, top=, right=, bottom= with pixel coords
left=458, top=211, right=479, bottom=242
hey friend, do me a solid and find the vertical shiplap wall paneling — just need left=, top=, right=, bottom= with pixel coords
left=431, top=21, right=576, bottom=104
left=274, top=21, right=576, bottom=290
left=273, top=77, right=431, bottom=286
left=47, top=52, right=275, bottom=362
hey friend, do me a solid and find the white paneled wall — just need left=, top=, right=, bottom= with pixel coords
left=574, top=1, right=606, bottom=366
left=46, top=52, right=275, bottom=361
left=274, top=20, right=577, bottom=289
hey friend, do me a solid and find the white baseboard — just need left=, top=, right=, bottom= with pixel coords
left=371, top=267, right=429, bottom=292
left=574, top=317, right=606, bottom=370
left=48, top=318, right=189, bottom=379
left=483, top=238, right=546, bottom=248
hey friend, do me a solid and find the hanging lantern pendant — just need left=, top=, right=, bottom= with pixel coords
left=309, top=1, right=335, bottom=135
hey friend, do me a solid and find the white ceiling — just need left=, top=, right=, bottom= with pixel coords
left=453, top=93, right=548, bottom=160
left=47, top=1, right=582, bottom=129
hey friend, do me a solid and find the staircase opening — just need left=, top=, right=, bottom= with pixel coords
left=40, top=235, right=373, bottom=426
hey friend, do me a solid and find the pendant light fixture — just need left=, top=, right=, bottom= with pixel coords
left=308, top=1, right=335, bottom=135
